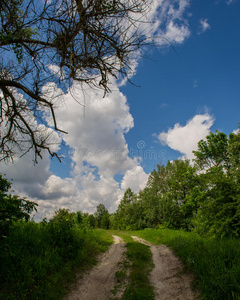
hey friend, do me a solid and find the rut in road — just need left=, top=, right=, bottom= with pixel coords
left=64, top=235, right=125, bottom=300
left=131, top=236, right=199, bottom=300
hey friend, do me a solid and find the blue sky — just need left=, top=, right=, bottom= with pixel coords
left=122, top=0, right=240, bottom=172
left=1, top=0, right=239, bottom=220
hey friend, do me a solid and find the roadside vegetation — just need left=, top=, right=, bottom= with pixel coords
left=99, top=229, right=240, bottom=300
left=0, top=185, right=111, bottom=300
left=135, top=228, right=240, bottom=300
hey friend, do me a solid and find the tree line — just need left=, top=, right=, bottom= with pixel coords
left=68, top=128, right=240, bottom=239
left=1, top=128, right=240, bottom=240
left=110, top=129, right=240, bottom=238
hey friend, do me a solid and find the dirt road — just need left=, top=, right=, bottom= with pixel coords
left=64, top=236, right=125, bottom=300
left=65, top=235, right=198, bottom=300
left=131, top=236, right=198, bottom=300
left=150, top=245, right=198, bottom=300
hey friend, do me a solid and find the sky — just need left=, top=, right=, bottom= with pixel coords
left=1, top=0, right=240, bottom=221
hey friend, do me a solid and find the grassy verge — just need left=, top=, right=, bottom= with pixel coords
left=96, top=230, right=155, bottom=300
left=0, top=222, right=111, bottom=300
left=122, top=241, right=154, bottom=300
left=133, top=228, right=240, bottom=300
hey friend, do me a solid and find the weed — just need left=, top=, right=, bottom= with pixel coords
left=122, top=240, right=155, bottom=300
left=0, top=222, right=111, bottom=299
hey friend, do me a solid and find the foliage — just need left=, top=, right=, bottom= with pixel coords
left=50, top=208, right=76, bottom=225
left=94, top=203, right=110, bottom=229
left=192, top=168, right=240, bottom=238
left=111, top=129, right=240, bottom=238
left=193, top=130, right=231, bottom=170
left=0, top=0, right=149, bottom=162
left=0, top=216, right=111, bottom=299
left=100, top=213, right=110, bottom=229
left=112, top=160, right=198, bottom=231
left=113, top=188, right=143, bottom=230
left=0, top=174, right=37, bottom=237
left=192, top=130, right=240, bottom=237
left=87, top=213, right=97, bottom=228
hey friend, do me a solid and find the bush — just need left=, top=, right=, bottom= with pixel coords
left=0, top=174, right=37, bottom=238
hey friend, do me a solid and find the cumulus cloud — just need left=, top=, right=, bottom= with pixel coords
left=1, top=0, right=193, bottom=220
left=157, top=114, right=215, bottom=160
left=198, top=18, right=211, bottom=34
left=121, top=166, right=149, bottom=193
left=53, top=82, right=136, bottom=176
left=1, top=80, right=147, bottom=220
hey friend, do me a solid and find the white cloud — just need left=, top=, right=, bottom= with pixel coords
left=0, top=0, right=192, bottom=220
left=198, top=18, right=211, bottom=34
left=1, top=80, right=148, bottom=220
left=226, top=0, right=235, bottom=4
left=233, top=128, right=240, bottom=134
left=121, top=166, right=149, bottom=193
left=53, top=81, right=136, bottom=177
left=163, top=20, right=190, bottom=44
left=158, top=114, right=215, bottom=160
left=143, top=0, right=191, bottom=45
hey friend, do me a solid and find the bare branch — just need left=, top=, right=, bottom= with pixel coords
left=0, top=0, right=150, bottom=163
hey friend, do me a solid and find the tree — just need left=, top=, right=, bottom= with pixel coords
left=76, top=210, right=83, bottom=224
left=100, top=213, right=110, bottom=229
left=0, top=174, right=37, bottom=237
left=192, top=130, right=240, bottom=237
left=87, top=214, right=96, bottom=228
left=0, top=0, right=149, bottom=163
left=193, top=131, right=231, bottom=171
left=192, top=167, right=240, bottom=238
left=165, top=159, right=197, bottom=202
left=113, top=188, right=140, bottom=230
left=228, top=129, right=240, bottom=178
left=138, top=161, right=197, bottom=229
left=94, top=203, right=109, bottom=228
left=49, top=208, right=76, bottom=224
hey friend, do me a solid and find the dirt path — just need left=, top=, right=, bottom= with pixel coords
left=131, top=236, right=198, bottom=300
left=64, top=235, right=125, bottom=300
left=65, top=235, right=198, bottom=300
left=131, top=235, right=152, bottom=246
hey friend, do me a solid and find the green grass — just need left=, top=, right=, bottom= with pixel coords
left=122, top=241, right=155, bottom=300
left=132, top=228, right=240, bottom=300
left=0, top=222, right=111, bottom=300
left=3, top=225, right=239, bottom=300
left=96, top=230, right=155, bottom=300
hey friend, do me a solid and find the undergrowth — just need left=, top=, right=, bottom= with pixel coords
left=0, top=221, right=111, bottom=300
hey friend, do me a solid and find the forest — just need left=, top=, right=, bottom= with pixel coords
left=88, top=129, right=240, bottom=238
left=1, top=129, right=240, bottom=299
